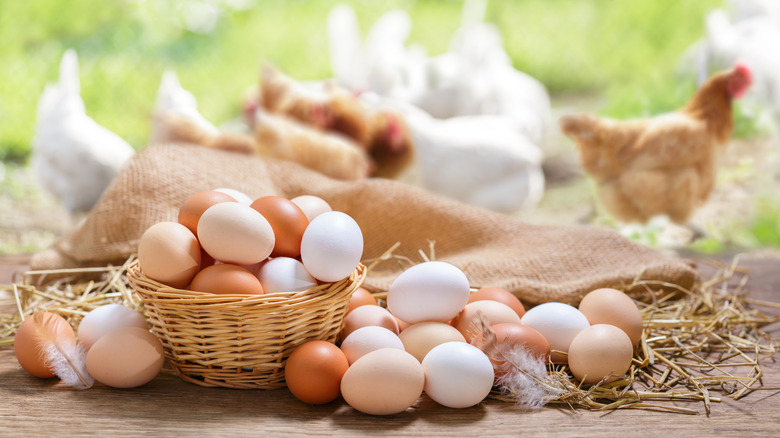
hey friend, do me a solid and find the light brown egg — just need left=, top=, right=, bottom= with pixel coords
left=345, top=287, right=377, bottom=315
left=285, top=340, right=349, bottom=405
left=197, top=202, right=275, bottom=265
left=290, top=195, right=332, bottom=222
left=399, top=322, right=466, bottom=362
left=189, top=264, right=264, bottom=295
left=341, top=305, right=399, bottom=339
left=568, top=324, right=634, bottom=384
left=451, top=300, right=522, bottom=343
left=468, top=287, right=526, bottom=319
left=578, top=288, right=643, bottom=345
left=14, top=312, right=76, bottom=378
left=137, top=221, right=202, bottom=289
left=178, top=190, right=237, bottom=236
left=485, top=323, right=551, bottom=376
left=85, top=327, right=165, bottom=388
left=250, top=196, right=309, bottom=258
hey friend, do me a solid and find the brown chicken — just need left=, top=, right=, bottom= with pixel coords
left=559, top=64, right=752, bottom=225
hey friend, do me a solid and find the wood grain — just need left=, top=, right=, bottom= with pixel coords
left=2, top=253, right=779, bottom=437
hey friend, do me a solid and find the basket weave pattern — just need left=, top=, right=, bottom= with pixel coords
left=127, top=259, right=365, bottom=389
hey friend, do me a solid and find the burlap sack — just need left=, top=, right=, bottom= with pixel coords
left=31, top=143, right=696, bottom=306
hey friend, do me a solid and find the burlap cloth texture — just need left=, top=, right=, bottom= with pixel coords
left=31, top=143, right=696, bottom=306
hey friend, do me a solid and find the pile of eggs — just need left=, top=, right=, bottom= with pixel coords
left=137, top=189, right=363, bottom=294
left=283, top=261, right=643, bottom=415
left=14, top=304, right=164, bottom=388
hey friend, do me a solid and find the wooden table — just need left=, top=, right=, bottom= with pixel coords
left=2, top=253, right=779, bottom=437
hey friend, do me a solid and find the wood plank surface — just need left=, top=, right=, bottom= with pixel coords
left=2, top=253, right=779, bottom=437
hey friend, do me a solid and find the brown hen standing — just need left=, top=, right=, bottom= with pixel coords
left=559, top=64, right=752, bottom=226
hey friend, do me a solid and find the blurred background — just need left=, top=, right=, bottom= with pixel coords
left=1, top=0, right=778, bottom=255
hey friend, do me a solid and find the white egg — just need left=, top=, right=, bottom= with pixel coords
left=520, top=302, right=591, bottom=363
left=300, top=211, right=363, bottom=282
left=340, top=326, right=405, bottom=365
left=258, top=257, right=317, bottom=293
left=77, top=304, right=148, bottom=351
left=291, top=195, right=332, bottom=222
left=213, top=188, right=253, bottom=204
left=421, top=342, right=494, bottom=409
left=386, top=261, right=470, bottom=324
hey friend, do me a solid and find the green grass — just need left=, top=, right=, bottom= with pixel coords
left=0, top=0, right=730, bottom=162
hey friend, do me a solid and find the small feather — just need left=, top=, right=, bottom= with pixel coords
left=33, top=312, right=94, bottom=390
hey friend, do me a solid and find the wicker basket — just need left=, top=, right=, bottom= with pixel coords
left=126, top=259, right=365, bottom=389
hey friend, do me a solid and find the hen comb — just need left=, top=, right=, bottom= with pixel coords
left=734, top=62, right=752, bottom=84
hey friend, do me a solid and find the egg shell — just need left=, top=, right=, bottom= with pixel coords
left=197, top=202, right=275, bottom=265
left=568, top=324, right=634, bottom=384
left=399, top=322, right=466, bottom=362
left=189, top=264, right=265, bottom=295
left=85, top=327, right=164, bottom=388
left=77, top=304, right=148, bottom=351
left=340, top=348, right=424, bottom=415
left=213, top=187, right=253, bottom=204
left=468, top=287, right=526, bottom=319
left=284, top=340, right=349, bottom=405
left=421, top=342, right=495, bottom=409
left=291, top=195, right=332, bottom=222
left=520, top=302, right=590, bottom=363
left=578, top=288, right=643, bottom=346
left=250, top=196, right=309, bottom=258
left=341, top=305, right=399, bottom=339
left=258, top=257, right=317, bottom=293
left=178, top=190, right=237, bottom=236
left=386, top=261, right=470, bottom=325
left=490, top=323, right=550, bottom=365
left=300, top=211, right=363, bottom=282
left=340, top=326, right=405, bottom=365
left=14, top=312, right=76, bottom=378
left=346, top=287, right=378, bottom=315
left=452, top=300, right=522, bottom=343
left=137, top=222, right=201, bottom=289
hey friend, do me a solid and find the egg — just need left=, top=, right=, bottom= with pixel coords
left=189, top=264, right=265, bottom=295
left=399, top=322, right=466, bottom=362
left=386, top=261, right=470, bottom=325
left=284, top=340, right=349, bottom=405
left=341, top=305, right=399, bottom=339
left=340, top=326, right=405, bottom=365
left=178, top=190, right=237, bottom=236
left=300, top=211, right=363, bottom=282
left=250, top=196, right=309, bottom=258
left=568, top=324, right=634, bottom=384
left=520, top=302, right=590, bottom=363
left=291, top=195, right=332, bottom=222
left=197, top=202, right=275, bottom=265
left=14, top=312, right=76, bottom=378
left=578, top=288, right=643, bottom=345
left=137, top=221, right=201, bottom=289
left=468, top=287, right=526, bottom=319
left=340, top=348, right=424, bottom=415
left=451, top=300, right=522, bottom=343
left=85, top=327, right=165, bottom=388
left=346, top=287, right=377, bottom=315
left=421, top=342, right=495, bottom=409
left=77, top=304, right=148, bottom=351
left=258, top=257, right=317, bottom=293
left=490, top=323, right=550, bottom=364
left=213, top=187, right=253, bottom=204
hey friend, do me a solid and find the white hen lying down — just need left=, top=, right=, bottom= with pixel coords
left=150, top=70, right=220, bottom=144
left=31, top=49, right=136, bottom=215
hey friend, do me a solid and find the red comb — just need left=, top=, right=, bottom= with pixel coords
left=734, top=62, right=752, bottom=84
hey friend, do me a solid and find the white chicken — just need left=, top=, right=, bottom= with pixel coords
left=31, top=49, right=136, bottom=215
left=149, top=70, right=220, bottom=144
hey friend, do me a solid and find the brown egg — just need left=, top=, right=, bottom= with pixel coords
left=578, top=288, right=643, bottom=345
left=452, top=300, right=522, bottom=343
left=346, top=287, right=377, bottom=315
left=285, top=340, right=349, bottom=405
left=341, top=305, right=399, bottom=339
left=14, top=312, right=76, bottom=378
left=137, top=222, right=201, bottom=289
left=85, top=327, right=165, bottom=388
left=468, top=287, right=526, bottom=319
left=189, top=264, right=265, bottom=295
left=490, top=323, right=551, bottom=371
left=178, top=190, right=237, bottom=236
left=568, top=324, right=634, bottom=384
left=250, top=196, right=309, bottom=258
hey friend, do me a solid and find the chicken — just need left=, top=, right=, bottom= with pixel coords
left=149, top=70, right=220, bottom=145
left=31, top=49, right=136, bottom=215
left=559, top=64, right=753, bottom=225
